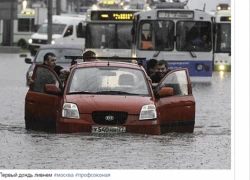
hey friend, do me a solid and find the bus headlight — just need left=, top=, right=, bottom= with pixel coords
left=51, top=40, right=55, bottom=44
left=62, top=103, right=80, bottom=119
left=28, top=39, right=32, bottom=44
left=132, top=53, right=136, bottom=58
left=139, top=104, right=157, bottom=120
left=196, top=64, right=203, bottom=71
left=219, top=65, right=225, bottom=71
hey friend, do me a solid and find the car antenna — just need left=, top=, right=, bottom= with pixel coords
left=107, top=48, right=110, bottom=66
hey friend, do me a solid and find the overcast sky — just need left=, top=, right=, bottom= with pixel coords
left=186, top=0, right=231, bottom=12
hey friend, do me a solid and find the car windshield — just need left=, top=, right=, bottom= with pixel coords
left=67, top=66, right=150, bottom=96
left=35, top=48, right=83, bottom=63
left=37, top=23, right=66, bottom=34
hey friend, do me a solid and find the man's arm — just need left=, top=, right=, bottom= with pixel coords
left=60, top=69, right=70, bottom=75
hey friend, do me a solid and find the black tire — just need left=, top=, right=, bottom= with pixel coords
left=17, top=39, right=27, bottom=49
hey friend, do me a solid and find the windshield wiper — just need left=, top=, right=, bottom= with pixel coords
left=153, top=51, right=160, bottom=57
left=189, top=51, right=197, bottom=58
left=68, top=90, right=142, bottom=96
left=95, top=91, right=140, bottom=95
left=67, top=91, right=94, bottom=95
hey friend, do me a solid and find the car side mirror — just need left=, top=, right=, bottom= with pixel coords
left=158, top=87, right=174, bottom=97
left=25, top=58, right=32, bottom=64
left=44, top=84, right=62, bottom=96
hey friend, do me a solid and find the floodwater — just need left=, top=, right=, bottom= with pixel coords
left=0, top=54, right=230, bottom=169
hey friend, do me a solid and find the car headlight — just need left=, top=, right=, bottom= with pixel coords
left=139, top=104, right=157, bottom=120
left=51, top=40, right=55, bottom=44
left=28, top=38, right=32, bottom=44
left=62, top=103, right=80, bottom=119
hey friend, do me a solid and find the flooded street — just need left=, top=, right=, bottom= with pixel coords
left=0, top=54, right=230, bottom=169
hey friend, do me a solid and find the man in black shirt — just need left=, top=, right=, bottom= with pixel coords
left=150, top=60, right=171, bottom=83
left=28, top=52, right=69, bottom=85
left=43, top=52, right=70, bottom=76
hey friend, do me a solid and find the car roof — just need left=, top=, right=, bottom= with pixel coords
left=39, top=44, right=84, bottom=50
left=73, top=61, right=145, bottom=71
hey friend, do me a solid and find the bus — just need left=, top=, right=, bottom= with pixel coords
left=212, top=9, right=231, bottom=71
left=0, top=9, right=38, bottom=48
left=84, top=9, right=140, bottom=57
left=131, top=2, right=214, bottom=83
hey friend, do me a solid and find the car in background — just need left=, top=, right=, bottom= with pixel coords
left=24, top=58, right=196, bottom=135
left=24, top=44, right=84, bottom=86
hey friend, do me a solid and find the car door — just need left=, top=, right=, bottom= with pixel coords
left=154, top=68, right=195, bottom=132
left=25, top=64, right=64, bottom=132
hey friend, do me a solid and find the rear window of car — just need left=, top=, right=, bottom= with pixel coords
left=67, top=66, right=151, bottom=96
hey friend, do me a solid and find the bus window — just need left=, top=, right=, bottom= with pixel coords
left=18, top=19, right=30, bottom=32
left=140, top=22, right=153, bottom=50
left=176, top=21, right=212, bottom=52
left=117, top=24, right=132, bottom=49
left=139, top=20, right=174, bottom=51
left=64, top=25, right=73, bottom=37
left=154, top=20, right=174, bottom=51
left=215, top=23, right=231, bottom=52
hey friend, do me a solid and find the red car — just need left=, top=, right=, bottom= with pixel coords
left=25, top=60, right=195, bottom=135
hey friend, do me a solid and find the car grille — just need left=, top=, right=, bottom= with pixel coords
left=32, top=39, right=47, bottom=44
left=92, top=111, right=128, bottom=125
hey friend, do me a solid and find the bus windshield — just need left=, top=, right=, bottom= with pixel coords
left=215, top=23, right=231, bottom=53
left=86, top=23, right=133, bottom=49
left=176, top=21, right=212, bottom=52
left=37, top=24, right=66, bottom=34
left=139, top=20, right=174, bottom=51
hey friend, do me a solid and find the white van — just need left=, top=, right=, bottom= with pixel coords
left=28, top=14, right=86, bottom=56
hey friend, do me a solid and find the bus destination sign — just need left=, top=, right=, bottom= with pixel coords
left=91, top=11, right=136, bottom=21
left=157, top=11, right=194, bottom=19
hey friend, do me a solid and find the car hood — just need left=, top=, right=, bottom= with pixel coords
left=65, top=95, right=154, bottom=114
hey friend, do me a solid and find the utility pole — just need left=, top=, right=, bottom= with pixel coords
left=56, top=0, right=61, bottom=15
left=2, top=0, right=16, bottom=46
left=76, top=0, right=80, bottom=14
left=47, top=0, right=53, bottom=44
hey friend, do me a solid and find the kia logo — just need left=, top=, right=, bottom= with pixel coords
left=105, top=116, right=114, bottom=121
